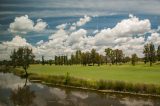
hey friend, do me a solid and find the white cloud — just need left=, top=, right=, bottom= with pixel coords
left=9, top=15, right=34, bottom=34
left=67, top=29, right=87, bottom=46
left=2, top=36, right=32, bottom=47
left=76, top=15, right=91, bottom=27
left=1, top=14, right=159, bottom=60
left=112, top=15, right=150, bottom=37
left=0, top=36, right=34, bottom=60
left=56, top=23, right=67, bottom=29
left=34, top=19, right=48, bottom=32
left=36, top=40, right=44, bottom=45
left=69, top=15, right=91, bottom=31
left=147, top=32, right=160, bottom=45
left=8, top=15, right=47, bottom=34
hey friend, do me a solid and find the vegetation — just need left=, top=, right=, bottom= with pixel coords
left=157, top=45, right=160, bottom=61
left=10, top=47, right=35, bottom=76
left=27, top=72, right=160, bottom=95
left=27, top=64, right=160, bottom=85
left=131, top=53, right=138, bottom=66
left=143, top=43, right=156, bottom=66
left=10, top=86, right=35, bottom=106
left=52, top=43, right=160, bottom=67
left=0, top=42, right=160, bottom=95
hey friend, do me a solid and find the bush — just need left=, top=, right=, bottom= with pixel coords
left=64, top=72, right=70, bottom=85
left=96, top=80, right=107, bottom=89
left=113, top=81, right=126, bottom=91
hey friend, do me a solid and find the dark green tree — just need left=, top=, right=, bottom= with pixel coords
left=41, top=56, right=45, bottom=65
left=114, top=49, right=123, bottom=64
left=104, top=48, right=112, bottom=64
left=157, top=45, right=160, bottom=61
left=10, top=47, right=35, bottom=76
left=91, top=49, right=96, bottom=66
left=95, top=53, right=100, bottom=66
left=143, top=43, right=156, bottom=66
left=131, top=53, right=138, bottom=66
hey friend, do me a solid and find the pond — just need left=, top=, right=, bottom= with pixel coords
left=0, top=73, right=160, bottom=106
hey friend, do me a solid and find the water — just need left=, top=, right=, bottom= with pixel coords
left=0, top=73, right=160, bottom=106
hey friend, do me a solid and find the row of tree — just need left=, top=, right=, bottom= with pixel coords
left=143, top=43, right=160, bottom=66
left=52, top=43, right=160, bottom=66
left=1, top=43, right=160, bottom=76
left=53, top=48, right=129, bottom=66
left=0, top=42, right=159, bottom=77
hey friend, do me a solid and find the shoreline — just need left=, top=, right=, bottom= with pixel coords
left=29, top=80, right=160, bottom=98
left=1, top=68, right=160, bottom=98
left=27, top=73, right=160, bottom=98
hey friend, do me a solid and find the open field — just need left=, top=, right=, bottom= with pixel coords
left=28, top=63, right=160, bottom=85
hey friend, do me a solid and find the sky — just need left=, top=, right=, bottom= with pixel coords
left=0, top=0, right=160, bottom=60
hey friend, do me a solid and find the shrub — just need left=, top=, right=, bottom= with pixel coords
left=63, top=72, right=70, bottom=85
left=113, top=81, right=126, bottom=91
left=96, top=80, right=107, bottom=90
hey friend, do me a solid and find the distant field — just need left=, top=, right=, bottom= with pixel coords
left=28, top=63, right=160, bottom=85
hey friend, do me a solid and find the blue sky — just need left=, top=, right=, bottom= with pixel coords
left=0, top=0, right=160, bottom=60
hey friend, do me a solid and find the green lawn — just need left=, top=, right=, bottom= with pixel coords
left=28, top=63, right=160, bottom=85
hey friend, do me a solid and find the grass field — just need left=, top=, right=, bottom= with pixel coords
left=28, top=63, right=160, bottom=85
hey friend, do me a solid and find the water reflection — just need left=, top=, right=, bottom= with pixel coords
left=10, top=86, right=35, bottom=106
left=10, top=76, right=36, bottom=106
left=0, top=73, right=160, bottom=106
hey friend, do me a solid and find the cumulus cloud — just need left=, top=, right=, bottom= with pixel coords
left=36, top=40, right=44, bottom=45
left=147, top=32, right=160, bottom=45
left=34, top=19, right=48, bottom=32
left=8, top=15, right=47, bottom=34
left=110, top=15, right=150, bottom=37
left=76, top=15, right=91, bottom=27
left=2, top=36, right=32, bottom=47
left=1, top=14, right=160, bottom=60
left=56, top=23, right=68, bottom=29
left=0, top=36, right=34, bottom=60
left=70, top=15, right=91, bottom=31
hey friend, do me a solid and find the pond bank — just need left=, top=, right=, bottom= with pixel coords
left=8, top=68, right=160, bottom=98
left=29, top=75, right=160, bottom=97
left=1, top=72, right=160, bottom=106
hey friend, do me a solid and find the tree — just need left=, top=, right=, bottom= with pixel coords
left=41, top=56, right=45, bottom=65
left=143, top=43, right=156, bottom=66
left=104, top=48, right=112, bottom=64
left=48, top=60, right=53, bottom=65
left=114, top=49, right=123, bottom=64
left=143, top=44, right=149, bottom=64
left=91, top=49, right=96, bottom=66
left=10, top=47, right=35, bottom=76
left=81, top=53, right=87, bottom=66
left=71, top=54, right=75, bottom=65
left=157, top=45, right=160, bottom=61
left=55, top=56, right=58, bottom=65
left=131, top=53, right=138, bottom=66
left=10, top=49, right=17, bottom=68
left=123, top=56, right=130, bottom=63
left=95, top=53, right=100, bottom=66
left=75, top=50, right=81, bottom=64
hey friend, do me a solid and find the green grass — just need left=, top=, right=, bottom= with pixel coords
left=27, top=63, right=160, bottom=85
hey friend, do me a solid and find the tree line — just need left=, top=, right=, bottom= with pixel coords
left=1, top=43, right=160, bottom=76
left=52, top=43, right=160, bottom=66
left=0, top=42, right=159, bottom=77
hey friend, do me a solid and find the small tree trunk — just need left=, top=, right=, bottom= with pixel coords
left=150, top=61, right=152, bottom=66
left=24, top=68, right=28, bottom=77
left=24, top=76, right=28, bottom=87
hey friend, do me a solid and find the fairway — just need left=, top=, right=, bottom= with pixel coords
left=28, top=64, right=160, bottom=85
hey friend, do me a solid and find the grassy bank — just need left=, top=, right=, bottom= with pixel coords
left=28, top=64, right=160, bottom=85
left=4, top=63, right=160, bottom=96
left=27, top=73, right=160, bottom=96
